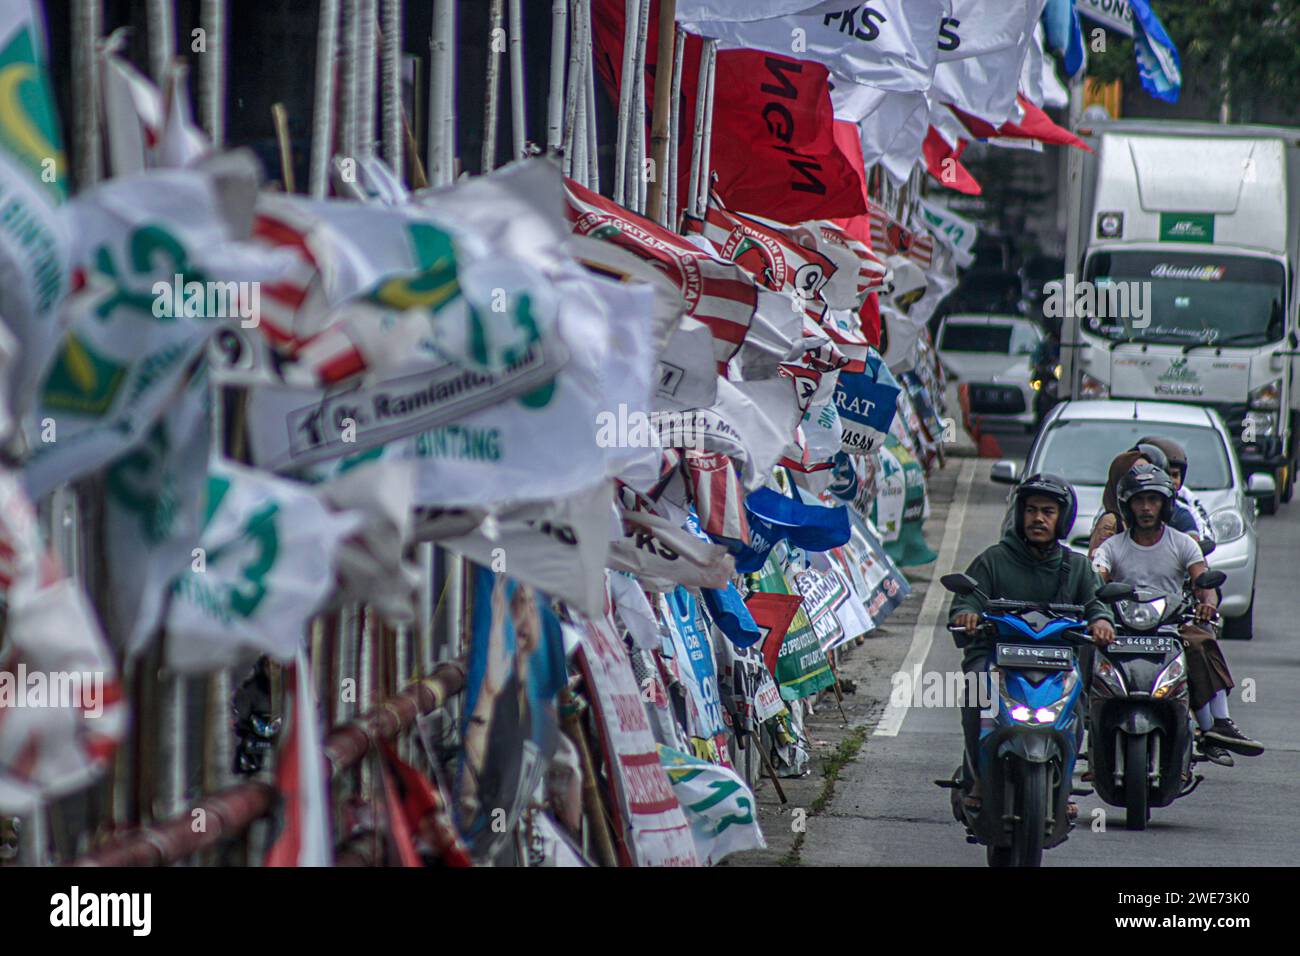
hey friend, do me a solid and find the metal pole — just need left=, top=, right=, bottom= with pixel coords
left=561, top=0, right=587, bottom=178
left=146, top=0, right=175, bottom=85
left=310, top=0, right=341, bottom=198
left=1061, top=71, right=1086, bottom=399
left=356, top=0, right=377, bottom=159
left=380, top=0, right=404, bottom=181
left=442, top=0, right=457, bottom=178
left=665, top=27, right=684, bottom=229
left=199, top=0, right=226, bottom=148
left=613, top=0, right=640, bottom=206
left=418, top=542, right=436, bottom=677
left=546, top=0, right=568, bottom=155
left=429, top=0, right=455, bottom=184
left=585, top=16, right=599, bottom=192
left=339, top=0, right=360, bottom=161
left=507, top=0, right=527, bottom=160
left=482, top=0, right=505, bottom=172
left=631, top=0, right=652, bottom=214
left=695, top=39, right=716, bottom=218
left=646, top=0, right=676, bottom=224
left=72, top=0, right=102, bottom=190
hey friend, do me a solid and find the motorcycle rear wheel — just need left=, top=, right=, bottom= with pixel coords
left=1124, top=734, right=1150, bottom=831
left=1013, top=762, right=1047, bottom=867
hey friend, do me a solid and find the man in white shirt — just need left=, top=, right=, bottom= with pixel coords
left=1092, top=463, right=1263, bottom=764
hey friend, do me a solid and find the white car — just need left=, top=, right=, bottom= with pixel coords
left=993, top=399, right=1271, bottom=639
left=936, top=313, right=1043, bottom=429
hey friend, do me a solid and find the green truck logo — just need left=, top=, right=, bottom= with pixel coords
left=1159, top=213, right=1214, bottom=243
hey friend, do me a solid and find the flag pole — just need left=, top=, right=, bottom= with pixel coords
left=646, top=0, right=676, bottom=225
left=584, top=9, right=600, bottom=192
left=198, top=0, right=226, bottom=148
left=339, top=0, right=360, bottom=162
left=146, top=0, right=175, bottom=85
left=429, top=0, right=456, bottom=184
left=664, top=27, right=684, bottom=229
left=310, top=0, right=340, bottom=198
left=356, top=0, right=377, bottom=159
left=614, top=0, right=641, bottom=206
left=546, top=0, right=568, bottom=155
left=688, top=38, right=716, bottom=220
left=507, top=0, right=527, bottom=160
left=379, top=0, right=403, bottom=182
left=72, top=0, right=102, bottom=190
left=482, top=0, right=505, bottom=172
left=561, top=0, right=588, bottom=178
left=631, top=0, right=652, bottom=214
left=272, top=102, right=296, bottom=192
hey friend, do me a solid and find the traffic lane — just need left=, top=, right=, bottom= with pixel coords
left=806, top=466, right=1300, bottom=866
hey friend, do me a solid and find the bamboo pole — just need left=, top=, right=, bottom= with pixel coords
left=380, top=0, right=404, bottom=182
left=310, top=0, right=341, bottom=198
left=429, top=0, right=455, bottom=184
left=665, top=27, right=684, bottom=229
left=546, top=0, right=568, bottom=154
left=339, top=0, right=360, bottom=161
left=561, top=0, right=587, bottom=178
left=613, top=0, right=640, bottom=206
left=482, top=0, right=505, bottom=172
left=646, top=0, right=676, bottom=224
left=695, top=38, right=717, bottom=218
left=198, top=0, right=226, bottom=147
left=146, top=0, right=175, bottom=85
left=72, top=0, right=102, bottom=190
left=356, top=0, right=378, bottom=159
left=572, top=73, right=588, bottom=185
left=685, top=37, right=709, bottom=223
left=631, top=0, right=652, bottom=214
left=559, top=690, right=618, bottom=867
left=584, top=18, right=599, bottom=191
left=272, top=102, right=295, bottom=192
left=507, top=0, right=527, bottom=160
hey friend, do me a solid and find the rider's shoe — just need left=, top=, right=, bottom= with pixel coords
left=1203, top=718, right=1265, bottom=756
left=1196, top=735, right=1235, bottom=767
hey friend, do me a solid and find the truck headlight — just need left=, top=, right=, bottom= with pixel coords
left=1210, top=507, right=1245, bottom=543
left=1248, top=379, right=1282, bottom=410
left=1079, top=372, right=1109, bottom=399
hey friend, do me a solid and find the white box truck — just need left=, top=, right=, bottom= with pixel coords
left=1059, top=119, right=1300, bottom=513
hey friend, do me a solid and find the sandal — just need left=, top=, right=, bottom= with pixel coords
left=1067, top=802, right=1079, bottom=821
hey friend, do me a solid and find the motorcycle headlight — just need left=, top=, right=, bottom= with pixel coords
left=1116, top=598, right=1165, bottom=629
left=1030, top=378, right=1043, bottom=391
left=1053, top=364, right=1063, bottom=380
left=1210, top=507, right=1245, bottom=543
left=1094, top=657, right=1127, bottom=697
left=1248, top=378, right=1282, bottom=411
left=1152, top=653, right=1187, bottom=700
left=1010, top=705, right=1033, bottom=722
left=1079, top=372, right=1109, bottom=399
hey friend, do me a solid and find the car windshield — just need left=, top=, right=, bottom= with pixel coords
left=1081, top=251, right=1285, bottom=346
left=1033, top=419, right=1233, bottom=490
left=941, top=324, right=1013, bottom=353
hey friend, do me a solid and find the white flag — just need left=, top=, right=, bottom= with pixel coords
left=99, top=30, right=164, bottom=178
left=676, top=1, right=843, bottom=22
left=930, top=0, right=1045, bottom=124
left=685, top=0, right=951, bottom=93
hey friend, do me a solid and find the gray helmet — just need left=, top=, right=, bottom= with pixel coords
left=1117, top=462, right=1175, bottom=527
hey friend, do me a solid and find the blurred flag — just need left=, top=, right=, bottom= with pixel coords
left=1042, top=0, right=1086, bottom=78
left=1128, top=0, right=1181, bottom=103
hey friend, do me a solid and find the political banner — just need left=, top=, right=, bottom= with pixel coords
left=848, top=510, right=912, bottom=623
left=790, top=565, right=848, bottom=653
left=658, top=744, right=765, bottom=866
left=661, top=588, right=728, bottom=758
left=833, top=357, right=900, bottom=455
left=455, top=567, right=567, bottom=863
left=732, top=486, right=851, bottom=573
left=749, top=555, right=833, bottom=701
left=576, top=611, right=699, bottom=867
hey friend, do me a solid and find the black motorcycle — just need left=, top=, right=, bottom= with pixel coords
left=1087, top=570, right=1226, bottom=830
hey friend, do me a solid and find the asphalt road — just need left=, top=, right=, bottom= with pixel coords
left=801, top=426, right=1300, bottom=866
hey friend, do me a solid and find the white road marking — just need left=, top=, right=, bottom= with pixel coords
left=873, top=457, right=977, bottom=737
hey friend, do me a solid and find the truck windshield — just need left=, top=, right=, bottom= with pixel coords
left=1081, top=251, right=1285, bottom=346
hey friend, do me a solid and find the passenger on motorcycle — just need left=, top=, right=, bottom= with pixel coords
left=1137, top=435, right=1215, bottom=548
left=949, top=473, right=1116, bottom=806
left=1089, top=443, right=1204, bottom=552
left=1091, top=463, right=1264, bottom=765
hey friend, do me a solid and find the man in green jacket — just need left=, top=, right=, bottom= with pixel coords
left=949, top=474, right=1115, bottom=806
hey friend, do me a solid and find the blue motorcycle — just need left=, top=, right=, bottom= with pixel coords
left=936, top=572, right=1093, bottom=867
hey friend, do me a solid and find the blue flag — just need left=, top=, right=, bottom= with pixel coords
left=733, top=488, right=851, bottom=574
left=1043, top=0, right=1086, bottom=78
left=1129, top=0, right=1181, bottom=103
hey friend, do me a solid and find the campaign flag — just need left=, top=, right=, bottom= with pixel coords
left=264, top=650, right=332, bottom=867
left=682, top=0, right=949, bottom=92
left=657, top=744, right=765, bottom=866
left=456, top=567, right=568, bottom=863
left=565, top=177, right=756, bottom=367
left=923, top=126, right=981, bottom=195
left=868, top=201, right=933, bottom=270
left=99, top=32, right=164, bottom=177
left=675, top=1, right=835, bottom=19
left=0, top=0, right=71, bottom=434
left=744, top=590, right=803, bottom=676
left=661, top=588, right=728, bottom=754
left=700, top=582, right=762, bottom=649
left=790, top=565, right=848, bottom=653
left=930, top=1, right=1045, bottom=126
left=1043, top=0, right=1086, bottom=78
left=732, top=486, right=851, bottom=573
left=1128, top=0, right=1181, bottom=103
left=833, top=353, right=901, bottom=455
left=748, top=554, right=834, bottom=700
left=682, top=450, right=749, bottom=550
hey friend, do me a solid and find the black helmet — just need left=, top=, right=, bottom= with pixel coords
left=1014, top=472, right=1077, bottom=541
left=1137, top=435, right=1188, bottom=482
left=1117, top=462, right=1175, bottom=527
left=1130, top=441, right=1169, bottom=473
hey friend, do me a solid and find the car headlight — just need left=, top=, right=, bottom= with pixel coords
left=1152, top=653, right=1187, bottom=700
left=1079, top=372, right=1109, bottom=399
left=1116, top=598, right=1165, bottom=630
left=1210, top=507, right=1245, bottom=543
left=1248, top=378, right=1282, bottom=410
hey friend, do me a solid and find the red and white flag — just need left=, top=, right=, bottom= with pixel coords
left=264, top=650, right=333, bottom=867
left=565, top=178, right=756, bottom=368
left=682, top=450, right=749, bottom=549
left=869, top=202, right=934, bottom=271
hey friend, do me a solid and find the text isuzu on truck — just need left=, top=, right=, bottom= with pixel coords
left=1058, top=119, right=1300, bottom=514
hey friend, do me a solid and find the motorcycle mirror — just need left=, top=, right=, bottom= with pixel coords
left=940, top=572, right=980, bottom=596
left=1195, top=570, right=1227, bottom=590
left=1096, top=582, right=1135, bottom=602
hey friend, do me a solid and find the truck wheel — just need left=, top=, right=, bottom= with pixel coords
left=1259, top=473, right=1280, bottom=516
left=1223, top=591, right=1254, bottom=641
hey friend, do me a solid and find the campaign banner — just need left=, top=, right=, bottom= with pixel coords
left=576, top=612, right=699, bottom=867
left=660, top=588, right=728, bottom=750
left=456, top=567, right=568, bottom=862
left=848, top=510, right=912, bottom=623
left=750, top=555, right=833, bottom=701
left=790, top=566, right=848, bottom=653
left=833, top=359, right=901, bottom=455
left=658, top=744, right=766, bottom=866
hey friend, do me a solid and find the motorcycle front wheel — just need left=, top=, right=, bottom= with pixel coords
left=1124, top=734, right=1150, bottom=830
left=1013, top=762, right=1047, bottom=867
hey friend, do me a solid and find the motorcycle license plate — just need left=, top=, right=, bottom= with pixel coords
left=1107, top=635, right=1176, bottom=655
left=995, top=643, right=1072, bottom=669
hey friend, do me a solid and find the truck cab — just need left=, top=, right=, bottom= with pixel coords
left=1060, top=120, right=1300, bottom=513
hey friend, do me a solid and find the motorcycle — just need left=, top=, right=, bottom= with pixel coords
left=935, top=572, right=1092, bottom=867
left=1087, top=570, right=1227, bottom=830
left=1030, top=357, right=1060, bottom=427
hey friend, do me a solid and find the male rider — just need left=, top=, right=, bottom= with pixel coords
left=949, top=474, right=1115, bottom=807
left=1092, top=463, right=1263, bottom=765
